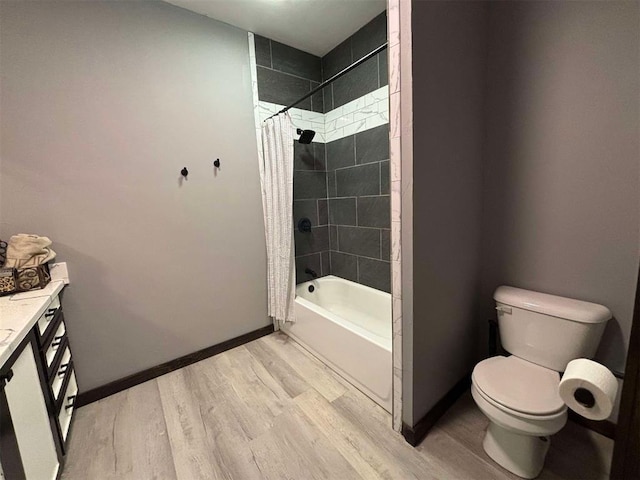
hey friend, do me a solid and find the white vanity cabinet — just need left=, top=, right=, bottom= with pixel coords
left=2, top=337, right=60, bottom=480
left=0, top=279, right=76, bottom=480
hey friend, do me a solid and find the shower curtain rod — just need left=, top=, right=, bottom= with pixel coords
left=264, top=42, right=389, bottom=121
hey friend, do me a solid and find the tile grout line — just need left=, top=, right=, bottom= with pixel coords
left=329, top=249, right=389, bottom=264
left=257, top=62, right=321, bottom=84
left=333, top=160, right=391, bottom=172
left=355, top=196, right=359, bottom=226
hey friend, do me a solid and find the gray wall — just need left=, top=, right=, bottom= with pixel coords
left=409, top=1, right=487, bottom=425
left=481, top=1, right=640, bottom=375
left=0, top=1, right=268, bottom=391
left=408, top=0, right=639, bottom=427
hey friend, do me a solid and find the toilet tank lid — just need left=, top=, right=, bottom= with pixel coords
left=494, top=286, right=611, bottom=324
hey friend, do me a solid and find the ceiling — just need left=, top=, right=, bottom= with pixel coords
left=165, top=0, right=386, bottom=56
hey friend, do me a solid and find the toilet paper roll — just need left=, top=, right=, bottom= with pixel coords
left=559, top=358, right=617, bottom=421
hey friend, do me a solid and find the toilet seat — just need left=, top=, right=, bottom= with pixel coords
left=472, top=356, right=565, bottom=417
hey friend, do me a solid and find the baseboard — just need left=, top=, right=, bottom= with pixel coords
left=76, top=324, right=274, bottom=407
left=402, top=374, right=471, bottom=447
left=568, top=410, right=616, bottom=440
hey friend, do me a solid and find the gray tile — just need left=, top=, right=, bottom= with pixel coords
left=357, top=196, right=389, bottom=228
left=294, top=171, right=327, bottom=200
left=313, top=143, right=326, bottom=171
left=355, top=124, right=389, bottom=164
left=321, top=251, right=330, bottom=276
left=337, top=226, right=380, bottom=258
left=329, top=198, right=357, bottom=226
left=327, top=171, right=337, bottom=198
left=323, top=86, right=333, bottom=113
left=329, top=225, right=338, bottom=250
left=357, top=257, right=391, bottom=293
left=254, top=35, right=271, bottom=68
left=330, top=251, right=357, bottom=282
left=294, top=142, right=316, bottom=171
left=326, top=136, right=355, bottom=171
left=294, top=199, right=319, bottom=227
left=378, top=50, right=388, bottom=87
left=351, top=12, right=387, bottom=60
left=380, top=160, right=390, bottom=194
left=336, top=163, right=380, bottom=197
left=322, top=38, right=352, bottom=79
left=332, top=56, right=379, bottom=108
left=296, top=253, right=321, bottom=284
left=257, top=67, right=312, bottom=110
left=318, top=199, right=328, bottom=226
left=381, top=229, right=390, bottom=261
left=271, top=40, right=322, bottom=82
left=295, top=226, right=329, bottom=256
left=311, top=81, right=324, bottom=113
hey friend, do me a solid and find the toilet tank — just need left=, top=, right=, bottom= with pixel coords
left=494, top=286, right=611, bottom=372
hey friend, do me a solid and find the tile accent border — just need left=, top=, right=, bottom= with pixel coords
left=257, top=86, right=389, bottom=144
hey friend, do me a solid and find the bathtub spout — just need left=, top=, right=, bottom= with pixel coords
left=305, top=268, right=319, bottom=278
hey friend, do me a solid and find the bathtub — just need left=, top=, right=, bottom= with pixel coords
left=282, top=275, right=392, bottom=412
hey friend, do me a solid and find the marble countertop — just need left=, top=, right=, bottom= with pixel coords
left=0, top=263, right=69, bottom=368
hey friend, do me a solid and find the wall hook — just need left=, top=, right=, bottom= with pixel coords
left=181, top=167, right=189, bottom=178
left=214, top=159, right=221, bottom=168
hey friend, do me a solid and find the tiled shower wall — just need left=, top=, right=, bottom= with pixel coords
left=253, top=11, right=390, bottom=291
left=322, top=12, right=388, bottom=112
left=254, top=35, right=324, bottom=113
left=254, top=34, right=331, bottom=282
left=327, top=124, right=390, bottom=292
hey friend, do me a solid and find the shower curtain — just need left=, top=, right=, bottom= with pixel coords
left=259, top=113, right=296, bottom=327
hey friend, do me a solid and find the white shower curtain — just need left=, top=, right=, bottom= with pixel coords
left=259, top=113, right=296, bottom=327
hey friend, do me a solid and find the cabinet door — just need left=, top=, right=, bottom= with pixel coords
left=4, top=342, right=59, bottom=480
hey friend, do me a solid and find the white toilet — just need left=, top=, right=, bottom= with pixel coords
left=471, top=286, right=611, bottom=479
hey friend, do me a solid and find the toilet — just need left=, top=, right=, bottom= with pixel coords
left=472, top=286, right=611, bottom=479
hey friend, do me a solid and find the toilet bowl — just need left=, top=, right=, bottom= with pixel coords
left=471, top=356, right=567, bottom=478
left=472, top=286, right=611, bottom=479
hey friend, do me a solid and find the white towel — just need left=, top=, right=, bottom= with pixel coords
left=3, top=234, right=56, bottom=268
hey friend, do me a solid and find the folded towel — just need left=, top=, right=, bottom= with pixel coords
left=3, top=234, right=56, bottom=268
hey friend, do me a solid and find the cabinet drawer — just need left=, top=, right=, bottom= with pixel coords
left=51, top=348, right=71, bottom=401
left=48, top=337, right=71, bottom=385
left=36, top=295, right=61, bottom=341
left=44, top=321, right=66, bottom=372
left=57, top=370, right=77, bottom=445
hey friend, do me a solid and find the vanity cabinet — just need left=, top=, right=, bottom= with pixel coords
left=0, top=288, right=77, bottom=479
left=1, top=333, right=59, bottom=480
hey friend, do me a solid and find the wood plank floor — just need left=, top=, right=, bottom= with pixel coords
left=62, top=332, right=613, bottom=480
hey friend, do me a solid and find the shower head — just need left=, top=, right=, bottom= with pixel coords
left=297, top=128, right=316, bottom=144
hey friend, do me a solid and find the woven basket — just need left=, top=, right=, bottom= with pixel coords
left=0, top=240, right=51, bottom=297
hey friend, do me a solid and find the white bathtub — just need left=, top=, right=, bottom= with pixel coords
left=282, top=275, right=392, bottom=412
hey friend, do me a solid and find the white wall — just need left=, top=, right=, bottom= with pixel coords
left=0, top=1, right=268, bottom=391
